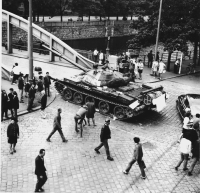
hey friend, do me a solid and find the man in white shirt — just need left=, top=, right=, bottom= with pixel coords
left=99, top=51, right=104, bottom=64
left=175, top=135, right=191, bottom=171
left=158, top=60, right=166, bottom=80
left=151, top=60, right=158, bottom=77
left=12, top=63, right=21, bottom=84
left=93, top=48, right=99, bottom=62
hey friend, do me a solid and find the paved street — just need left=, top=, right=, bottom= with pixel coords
left=1, top=71, right=200, bottom=192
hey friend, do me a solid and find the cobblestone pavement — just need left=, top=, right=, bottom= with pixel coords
left=1, top=77, right=200, bottom=193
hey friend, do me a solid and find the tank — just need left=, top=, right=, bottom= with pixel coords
left=54, top=69, right=168, bottom=120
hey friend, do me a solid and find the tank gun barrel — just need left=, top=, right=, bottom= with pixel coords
left=140, top=86, right=163, bottom=95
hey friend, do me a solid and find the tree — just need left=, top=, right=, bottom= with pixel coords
left=128, top=0, right=200, bottom=69
left=2, top=0, right=23, bottom=15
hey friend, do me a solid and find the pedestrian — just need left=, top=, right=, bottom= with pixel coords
left=174, top=59, right=180, bottom=74
left=44, top=72, right=51, bottom=97
left=147, top=50, right=153, bottom=68
left=188, top=124, right=200, bottom=176
left=46, top=108, right=68, bottom=142
left=39, top=41, right=44, bottom=55
left=40, top=91, right=47, bottom=119
left=94, top=118, right=114, bottom=161
left=18, top=73, right=24, bottom=103
left=158, top=60, right=166, bottom=80
left=86, top=98, right=96, bottom=126
left=24, top=80, right=31, bottom=98
left=8, top=88, right=14, bottom=118
left=12, top=91, right=19, bottom=119
left=99, top=50, right=104, bottom=65
left=1, top=90, right=9, bottom=121
left=34, top=149, right=48, bottom=192
left=175, top=133, right=191, bottom=171
left=123, top=137, right=146, bottom=179
left=74, top=105, right=88, bottom=133
left=27, top=83, right=36, bottom=112
left=137, top=59, right=144, bottom=80
left=156, top=51, right=160, bottom=61
left=12, top=63, right=21, bottom=85
left=93, top=48, right=99, bottom=62
left=18, top=37, right=23, bottom=51
left=7, top=117, right=19, bottom=154
left=151, top=60, right=159, bottom=77
left=129, top=60, right=135, bottom=82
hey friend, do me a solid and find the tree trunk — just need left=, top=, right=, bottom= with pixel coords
left=193, top=40, right=198, bottom=66
left=60, top=11, right=63, bottom=22
left=37, top=12, right=39, bottom=22
left=131, top=15, right=132, bottom=20
left=33, top=11, right=36, bottom=22
left=198, top=42, right=200, bottom=66
left=100, top=16, right=102, bottom=21
left=167, top=51, right=172, bottom=71
left=116, top=16, right=118, bottom=21
left=43, top=15, right=44, bottom=22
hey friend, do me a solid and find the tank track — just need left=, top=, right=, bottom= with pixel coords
left=54, top=81, right=132, bottom=121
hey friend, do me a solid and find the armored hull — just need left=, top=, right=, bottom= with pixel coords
left=54, top=69, right=168, bottom=120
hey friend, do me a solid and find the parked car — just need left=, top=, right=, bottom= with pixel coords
left=176, top=94, right=200, bottom=119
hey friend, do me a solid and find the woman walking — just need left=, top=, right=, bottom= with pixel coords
left=7, top=118, right=19, bottom=154
left=86, top=98, right=96, bottom=126
left=12, top=91, right=19, bottom=119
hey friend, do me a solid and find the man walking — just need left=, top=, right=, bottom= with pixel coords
left=35, top=149, right=48, bottom=192
left=46, top=108, right=68, bottom=142
left=86, top=98, right=96, bottom=126
left=8, top=88, right=14, bottom=118
left=1, top=90, right=9, bottom=121
left=93, top=48, right=99, bottom=62
left=18, top=73, right=24, bottom=103
left=44, top=72, right=51, bottom=96
left=27, top=83, right=36, bottom=112
left=12, top=63, right=21, bottom=85
left=123, top=137, right=146, bottom=179
left=94, top=118, right=114, bottom=161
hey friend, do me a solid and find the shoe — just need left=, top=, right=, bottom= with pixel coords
left=39, top=188, right=44, bottom=192
left=183, top=168, right=188, bottom=171
left=94, top=148, right=100, bottom=154
left=93, top=124, right=97, bottom=126
left=13, top=149, right=16, bottom=153
left=46, top=139, right=51, bottom=142
left=88, top=124, right=90, bottom=126
left=188, top=171, right=192, bottom=176
left=10, top=150, right=13, bottom=154
left=107, top=157, right=114, bottom=161
left=34, top=190, right=40, bottom=192
left=141, top=176, right=146, bottom=179
left=123, top=170, right=128, bottom=175
left=63, top=139, right=68, bottom=143
left=175, top=167, right=178, bottom=171
left=75, top=130, right=79, bottom=133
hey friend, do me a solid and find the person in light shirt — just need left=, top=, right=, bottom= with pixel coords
left=158, top=59, right=166, bottom=80
left=151, top=60, right=159, bottom=77
left=12, top=63, right=21, bottom=85
left=137, top=59, right=144, bottom=80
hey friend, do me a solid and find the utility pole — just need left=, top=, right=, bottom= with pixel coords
left=155, top=0, right=163, bottom=61
left=28, top=0, right=33, bottom=79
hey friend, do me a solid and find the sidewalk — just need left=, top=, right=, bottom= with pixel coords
left=1, top=78, right=56, bottom=120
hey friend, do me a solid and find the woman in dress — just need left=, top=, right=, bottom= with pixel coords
left=7, top=118, right=19, bottom=154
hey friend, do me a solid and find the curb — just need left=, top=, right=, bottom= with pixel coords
left=146, top=70, right=200, bottom=84
left=2, top=90, right=57, bottom=121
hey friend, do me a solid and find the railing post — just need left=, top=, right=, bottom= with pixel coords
left=7, top=14, right=13, bottom=54
left=49, top=37, right=55, bottom=62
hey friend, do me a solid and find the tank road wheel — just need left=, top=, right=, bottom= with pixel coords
left=63, top=88, right=73, bottom=101
left=85, top=96, right=95, bottom=104
left=99, top=101, right=110, bottom=114
left=125, top=108, right=134, bottom=118
left=114, top=106, right=125, bottom=119
left=73, top=92, right=84, bottom=104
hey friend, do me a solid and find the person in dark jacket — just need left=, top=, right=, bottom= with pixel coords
left=94, top=118, right=114, bottom=161
left=86, top=98, right=96, bottom=126
left=46, top=108, right=68, bottom=142
left=24, top=80, right=31, bottom=98
left=147, top=50, right=153, bottom=68
left=40, top=91, right=47, bottom=119
left=7, top=117, right=19, bottom=154
left=12, top=91, right=19, bottom=119
left=39, top=41, right=44, bottom=55
left=44, top=72, right=51, bottom=96
left=123, top=137, right=146, bottom=179
left=35, top=149, right=47, bottom=192
left=18, top=73, right=24, bottom=103
left=27, top=83, right=36, bottom=111
left=37, top=76, right=44, bottom=93
left=1, top=90, right=9, bottom=121
left=8, top=88, right=14, bottom=118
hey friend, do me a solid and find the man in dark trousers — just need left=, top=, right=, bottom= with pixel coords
left=94, top=118, right=114, bottom=161
left=8, top=88, right=14, bottom=118
left=40, top=91, right=47, bottom=119
left=27, top=83, right=36, bottom=112
left=46, top=108, right=68, bottom=142
left=1, top=90, right=9, bottom=121
left=44, top=72, right=51, bottom=96
left=147, top=50, right=153, bottom=68
left=35, top=149, right=48, bottom=192
left=18, top=73, right=24, bottom=103
left=123, top=137, right=146, bottom=179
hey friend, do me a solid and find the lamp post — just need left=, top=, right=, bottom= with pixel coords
left=28, top=0, right=33, bottom=79
left=106, top=36, right=110, bottom=59
left=155, top=0, right=163, bottom=61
